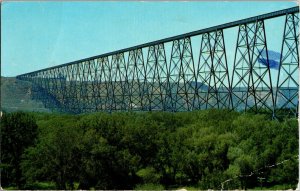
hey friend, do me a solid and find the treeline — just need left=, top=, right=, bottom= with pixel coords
left=1, top=110, right=298, bottom=190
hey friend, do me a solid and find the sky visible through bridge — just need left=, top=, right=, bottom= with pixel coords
left=2, top=1, right=298, bottom=82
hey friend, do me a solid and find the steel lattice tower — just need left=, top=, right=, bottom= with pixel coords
left=16, top=6, right=299, bottom=117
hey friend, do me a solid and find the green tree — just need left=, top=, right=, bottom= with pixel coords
left=1, top=112, right=38, bottom=188
left=5, top=109, right=296, bottom=190
left=78, top=112, right=142, bottom=189
left=21, top=123, right=83, bottom=189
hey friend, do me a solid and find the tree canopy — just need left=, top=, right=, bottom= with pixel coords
left=1, top=109, right=298, bottom=190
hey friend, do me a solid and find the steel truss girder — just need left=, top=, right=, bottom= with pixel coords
left=16, top=9, right=299, bottom=117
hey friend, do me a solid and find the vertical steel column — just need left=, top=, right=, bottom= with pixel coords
left=144, top=46, right=154, bottom=111
left=143, top=47, right=153, bottom=111
left=168, top=37, right=195, bottom=111
left=75, top=63, right=82, bottom=112
left=92, top=59, right=102, bottom=111
left=79, top=62, right=87, bottom=113
left=276, top=13, right=299, bottom=117
left=168, top=39, right=184, bottom=111
left=86, top=60, right=97, bottom=112
left=156, top=44, right=168, bottom=111
left=129, top=49, right=144, bottom=110
left=136, top=49, right=146, bottom=110
left=119, top=53, right=129, bottom=111
left=111, top=53, right=127, bottom=111
left=31, top=72, right=40, bottom=104
left=101, top=56, right=110, bottom=112
left=113, top=54, right=121, bottom=111
left=196, top=33, right=212, bottom=110
left=39, top=71, right=47, bottom=109
left=231, top=24, right=253, bottom=112
left=249, top=20, right=275, bottom=113
left=64, top=64, right=73, bottom=112
left=208, top=30, right=231, bottom=109
left=127, top=51, right=137, bottom=110
left=84, top=61, right=91, bottom=113
left=94, top=58, right=105, bottom=111
left=206, top=31, right=219, bottom=109
left=146, top=44, right=168, bottom=111
left=49, top=68, right=60, bottom=111
left=196, top=30, right=230, bottom=110
left=70, top=65, right=76, bottom=112
left=58, top=66, right=67, bottom=112
left=108, top=55, right=117, bottom=111
left=232, top=20, right=274, bottom=113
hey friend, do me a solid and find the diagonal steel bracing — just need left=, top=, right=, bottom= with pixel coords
left=196, top=30, right=231, bottom=110
left=231, top=20, right=275, bottom=113
left=16, top=7, right=299, bottom=117
left=276, top=13, right=299, bottom=117
left=168, top=38, right=196, bottom=112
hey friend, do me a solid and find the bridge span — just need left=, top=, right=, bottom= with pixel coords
left=17, top=6, right=299, bottom=116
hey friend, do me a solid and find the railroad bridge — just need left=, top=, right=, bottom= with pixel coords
left=17, top=6, right=299, bottom=116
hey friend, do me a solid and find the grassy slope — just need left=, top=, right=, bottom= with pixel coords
left=1, top=77, right=50, bottom=112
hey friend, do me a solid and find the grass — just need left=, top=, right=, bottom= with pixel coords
left=4, top=182, right=297, bottom=190
left=134, top=183, right=165, bottom=190
left=3, top=186, right=18, bottom=190
left=251, top=184, right=296, bottom=190
left=5, top=181, right=80, bottom=190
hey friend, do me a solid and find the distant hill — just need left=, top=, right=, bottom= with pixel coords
left=1, top=76, right=296, bottom=113
left=1, top=77, right=50, bottom=112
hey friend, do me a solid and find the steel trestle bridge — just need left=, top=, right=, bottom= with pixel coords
left=17, top=6, right=299, bottom=116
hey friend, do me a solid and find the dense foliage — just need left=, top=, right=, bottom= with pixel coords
left=1, top=112, right=38, bottom=188
left=1, top=110, right=298, bottom=190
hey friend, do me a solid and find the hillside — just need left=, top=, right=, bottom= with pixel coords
left=1, top=76, right=295, bottom=113
left=1, top=77, right=50, bottom=112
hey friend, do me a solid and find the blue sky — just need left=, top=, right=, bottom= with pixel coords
left=1, top=1, right=297, bottom=77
